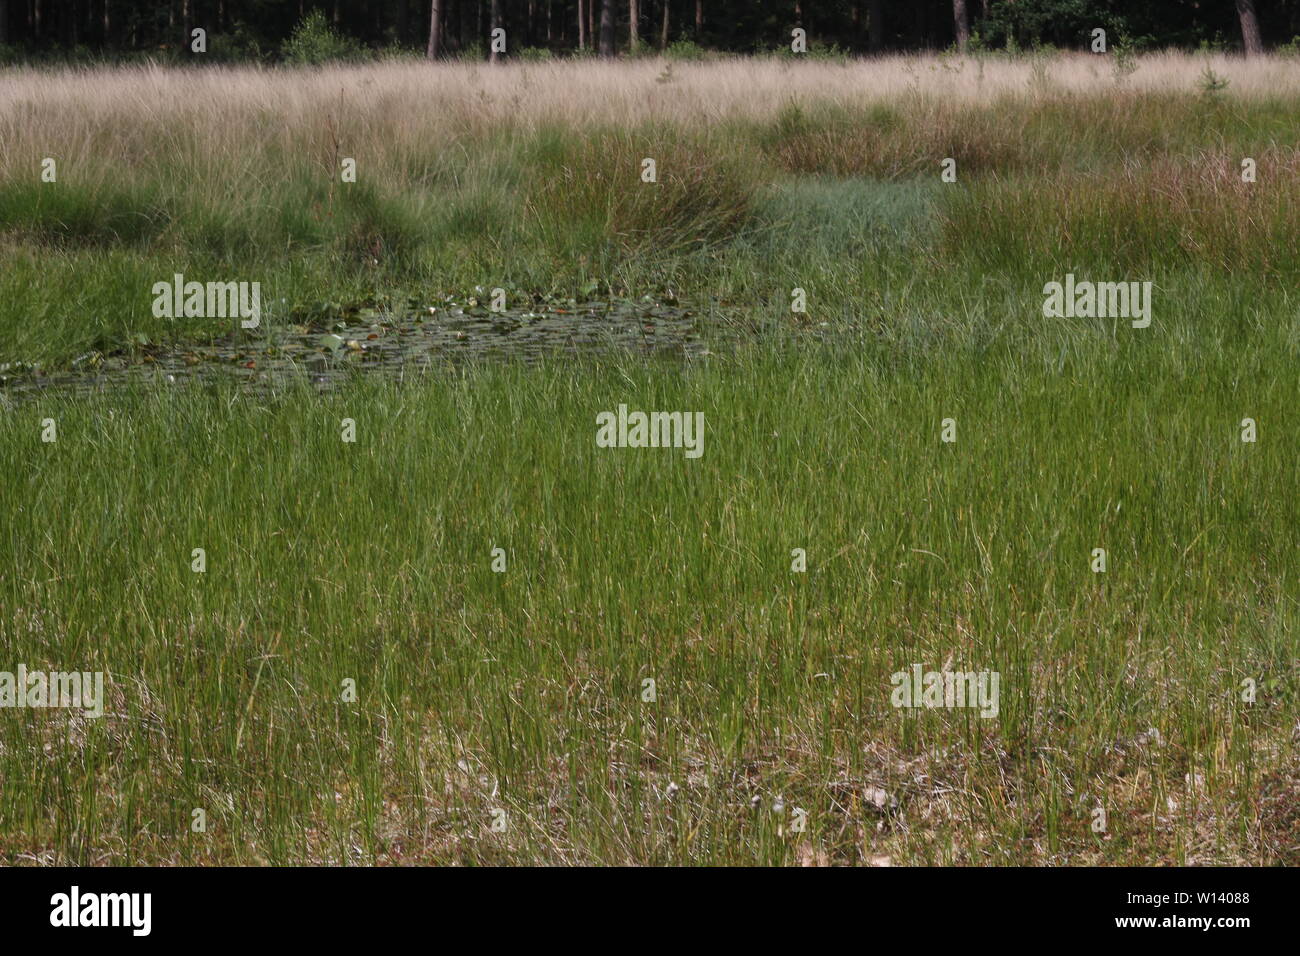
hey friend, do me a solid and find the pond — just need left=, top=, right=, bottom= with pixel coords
left=0, top=297, right=761, bottom=402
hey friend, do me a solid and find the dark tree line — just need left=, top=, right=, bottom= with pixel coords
left=0, top=1, right=1294, bottom=59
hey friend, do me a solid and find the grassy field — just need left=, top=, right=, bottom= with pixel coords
left=1, top=53, right=1298, bottom=865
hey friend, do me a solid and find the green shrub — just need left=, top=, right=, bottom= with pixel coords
left=1198, top=64, right=1230, bottom=96
left=281, top=11, right=365, bottom=65
left=664, top=39, right=707, bottom=61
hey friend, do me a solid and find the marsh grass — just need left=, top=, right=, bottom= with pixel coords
left=1, top=53, right=1298, bottom=865
left=3, top=332, right=1298, bottom=864
left=4, top=54, right=1300, bottom=365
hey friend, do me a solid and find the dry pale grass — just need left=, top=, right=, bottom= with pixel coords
left=2, top=52, right=1299, bottom=178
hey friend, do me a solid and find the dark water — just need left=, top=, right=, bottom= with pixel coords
left=0, top=299, right=749, bottom=402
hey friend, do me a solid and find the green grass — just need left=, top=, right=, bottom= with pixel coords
left=1, top=65, right=1298, bottom=865
left=4, top=86, right=1298, bottom=369
left=3, top=328, right=1298, bottom=864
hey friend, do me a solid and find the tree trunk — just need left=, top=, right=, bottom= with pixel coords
left=598, top=0, right=614, bottom=56
left=629, top=0, right=638, bottom=49
left=426, top=0, right=441, bottom=57
left=578, top=0, right=586, bottom=48
left=489, top=0, right=501, bottom=61
left=868, top=0, right=882, bottom=52
left=659, top=0, right=668, bottom=50
left=694, top=0, right=701, bottom=37
left=953, top=0, right=969, bottom=52
left=1236, top=0, right=1263, bottom=56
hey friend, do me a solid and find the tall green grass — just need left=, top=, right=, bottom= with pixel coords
left=2, top=327, right=1297, bottom=864
left=2, top=63, right=1298, bottom=866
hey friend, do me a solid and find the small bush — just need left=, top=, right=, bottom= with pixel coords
left=664, top=39, right=707, bottom=61
left=1198, top=64, right=1230, bottom=96
left=281, top=11, right=365, bottom=65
